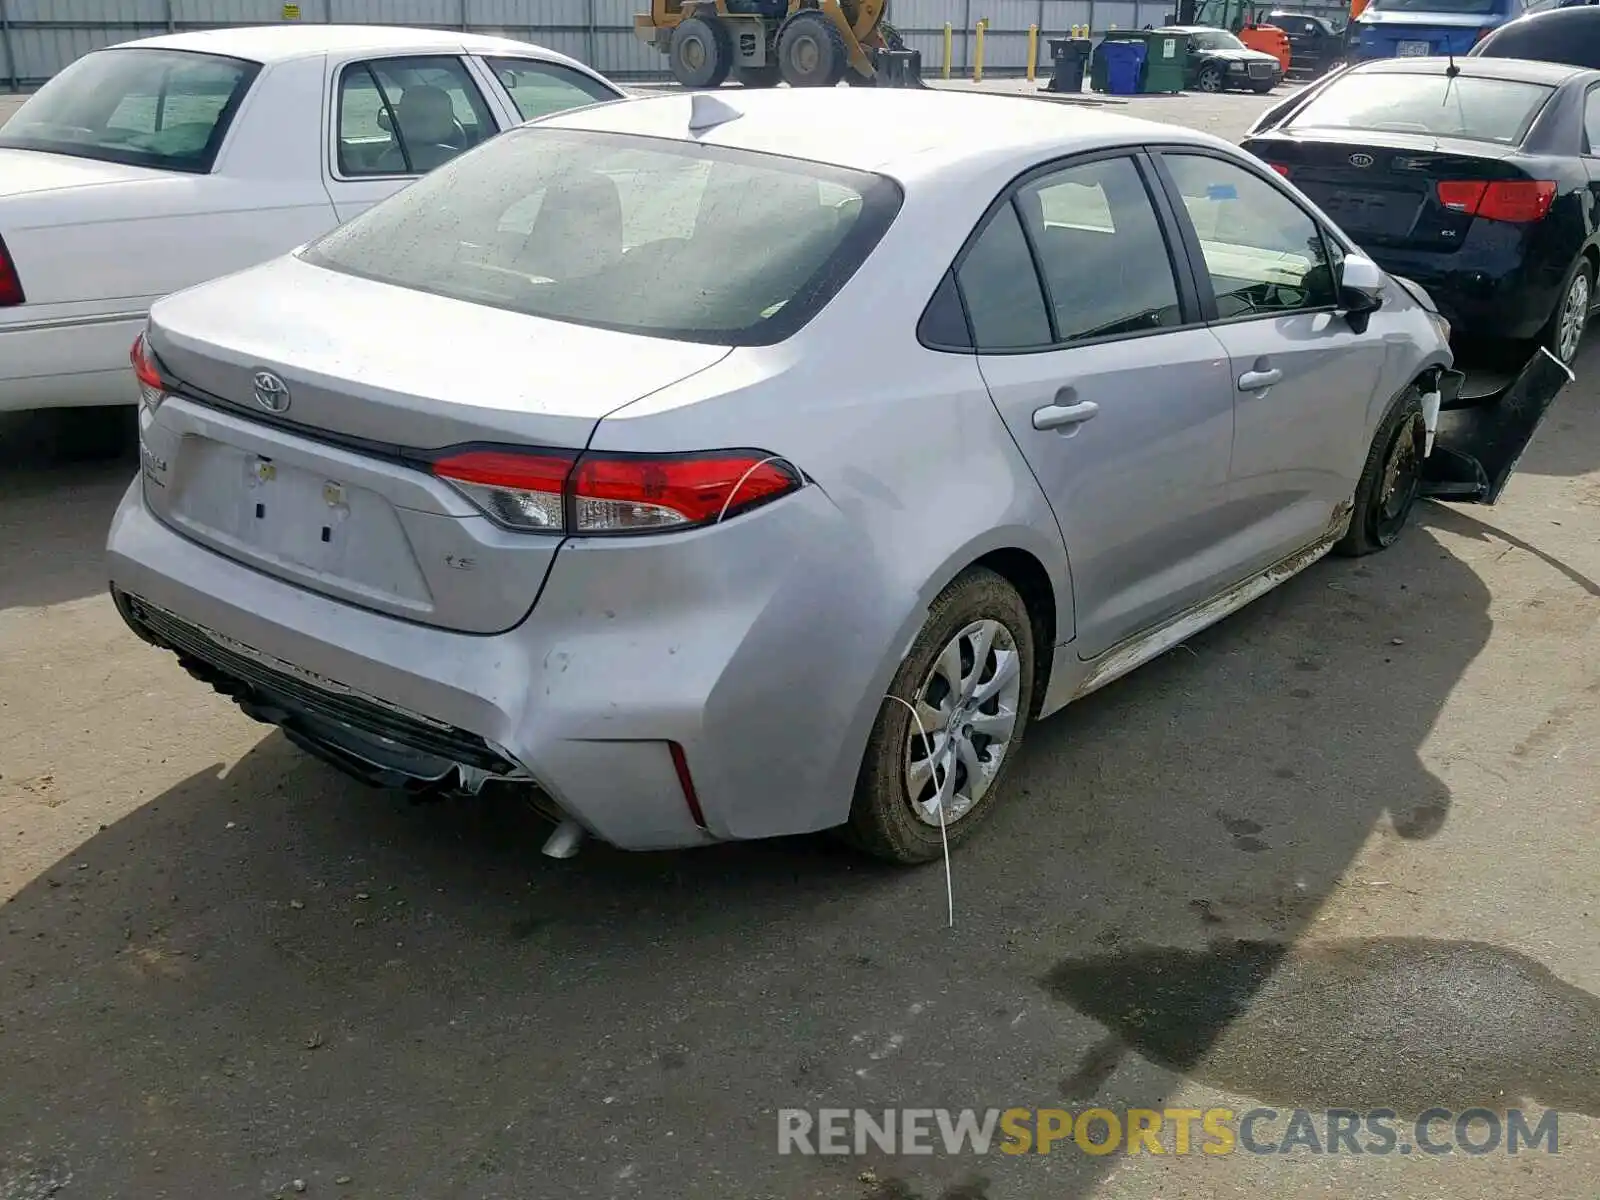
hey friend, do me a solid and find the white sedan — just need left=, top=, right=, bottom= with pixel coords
left=0, top=25, right=623, bottom=415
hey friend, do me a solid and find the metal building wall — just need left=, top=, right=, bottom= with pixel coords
left=1, top=0, right=1353, bottom=90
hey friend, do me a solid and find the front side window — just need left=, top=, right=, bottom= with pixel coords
left=1286, top=71, right=1553, bottom=144
left=337, top=56, right=496, bottom=177
left=0, top=48, right=257, bottom=172
left=301, top=127, right=901, bottom=346
left=1162, top=153, right=1337, bottom=319
left=483, top=57, right=620, bottom=121
left=1016, top=156, right=1183, bottom=342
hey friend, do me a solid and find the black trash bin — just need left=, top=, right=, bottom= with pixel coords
left=1046, top=36, right=1093, bottom=92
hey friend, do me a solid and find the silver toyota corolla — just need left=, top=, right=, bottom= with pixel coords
left=109, top=87, right=1460, bottom=865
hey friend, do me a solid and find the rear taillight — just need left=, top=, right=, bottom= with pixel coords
left=1266, top=162, right=1292, bottom=178
left=430, top=448, right=803, bottom=535
left=0, top=234, right=24, bottom=307
left=1435, top=179, right=1555, bottom=223
left=130, top=332, right=166, bottom=411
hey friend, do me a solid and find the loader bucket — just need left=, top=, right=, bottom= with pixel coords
left=1421, top=347, right=1573, bottom=506
left=868, top=47, right=930, bottom=86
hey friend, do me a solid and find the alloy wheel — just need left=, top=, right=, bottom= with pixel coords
left=1558, top=269, right=1590, bottom=363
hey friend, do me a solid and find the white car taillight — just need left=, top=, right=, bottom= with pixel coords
left=0, top=234, right=23, bottom=307
left=430, top=448, right=803, bottom=535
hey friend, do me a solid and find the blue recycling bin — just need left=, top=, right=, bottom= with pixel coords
left=1099, top=39, right=1147, bottom=95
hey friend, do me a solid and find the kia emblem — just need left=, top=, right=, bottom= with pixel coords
left=1348, top=153, right=1375, bottom=168
left=252, top=371, right=291, bottom=413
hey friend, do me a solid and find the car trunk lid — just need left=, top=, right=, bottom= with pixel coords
left=140, top=255, right=731, bottom=634
left=1252, top=132, right=1527, bottom=250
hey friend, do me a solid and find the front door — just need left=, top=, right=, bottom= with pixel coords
left=959, top=152, right=1240, bottom=660
left=1155, top=149, right=1389, bottom=569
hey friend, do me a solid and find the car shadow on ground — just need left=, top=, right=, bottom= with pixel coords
left=0, top=409, right=136, bottom=612
left=0, top=506, right=1582, bottom=1200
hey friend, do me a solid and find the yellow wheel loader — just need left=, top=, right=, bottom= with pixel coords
left=634, top=0, right=925, bottom=89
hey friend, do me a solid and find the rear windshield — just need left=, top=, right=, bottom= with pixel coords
left=1366, top=0, right=1502, bottom=13
left=1192, top=30, right=1247, bottom=49
left=298, top=127, right=903, bottom=346
left=0, top=48, right=258, bottom=173
left=1286, top=72, right=1554, bottom=143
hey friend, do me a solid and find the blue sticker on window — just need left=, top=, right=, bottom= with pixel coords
left=1206, top=184, right=1238, bottom=200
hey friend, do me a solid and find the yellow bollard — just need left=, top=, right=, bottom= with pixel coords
left=943, top=21, right=952, bottom=80
left=1027, top=24, right=1038, bottom=82
left=974, top=18, right=988, bottom=83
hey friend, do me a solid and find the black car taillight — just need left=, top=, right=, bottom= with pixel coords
left=1436, top=179, right=1556, bottom=223
left=430, top=448, right=803, bottom=535
left=0, top=234, right=24, bottom=307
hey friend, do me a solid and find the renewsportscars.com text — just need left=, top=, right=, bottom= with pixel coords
left=777, top=1107, right=1561, bottom=1157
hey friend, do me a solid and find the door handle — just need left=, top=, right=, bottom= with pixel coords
left=1032, top=398, right=1100, bottom=431
left=1238, top=368, right=1283, bottom=391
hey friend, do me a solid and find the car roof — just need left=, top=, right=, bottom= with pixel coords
left=1345, top=53, right=1595, bottom=84
left=110, top=23, right=570, bottom=65
left=537, top=87, right=1234, bottom=179
left=1159, top=25, right=1220, bottom=32
left=1474, top=5, right=1600, bottom=66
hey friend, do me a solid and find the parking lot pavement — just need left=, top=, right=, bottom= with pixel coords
left=3, top=86, right=1600, bottom=1200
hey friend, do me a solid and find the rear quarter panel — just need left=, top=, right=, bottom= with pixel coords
left=579, top=170, right=1074, bottom=838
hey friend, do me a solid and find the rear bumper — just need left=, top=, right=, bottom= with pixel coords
left=107, top=470, right=894, bottom=852
left=0, top=308, right=145, bottom=412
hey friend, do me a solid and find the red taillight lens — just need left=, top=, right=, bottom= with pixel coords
left=430, top=448, right=802, bottom=535
left=1436, top=179, right=1555, bottom=223
left=570, top=451, right=800, bottom=532
left=0, top=234, right=24, bottom=307
left=431, top=449, right=575, bottom=532
left=130, top=332, right=167, bottom=410
left=1267, top=162, right=1292, bottom=178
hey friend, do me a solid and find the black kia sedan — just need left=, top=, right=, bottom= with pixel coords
left=1242, top=56, right=1600, bottom=361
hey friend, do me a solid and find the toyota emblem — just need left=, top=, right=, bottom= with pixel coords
left=252, top=371, right=291, bottom=413
left=1348, top=153, right=1375, bottom=168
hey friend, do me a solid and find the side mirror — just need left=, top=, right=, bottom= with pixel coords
left=1338, top=250, right=1385, bottom=333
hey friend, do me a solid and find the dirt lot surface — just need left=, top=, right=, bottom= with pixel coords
left=2, top=83, right=1598, bottom=1200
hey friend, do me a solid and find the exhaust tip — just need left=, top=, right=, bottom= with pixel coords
left=541, top=817, right=584, bottom=859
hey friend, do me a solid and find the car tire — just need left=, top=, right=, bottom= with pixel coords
left=1196, top=64, right=1225, bottom=92
left=1334, top=387, right=1426, bottom=558
left=1541, top=253, right=1593, bottom=365
left=777, top=9, right=849, bottom=87
left=669, top=15, right=734, bottom=89
left=736, top=62, right=782, bottom=87
left=843, top=567, right=1036, bottom=865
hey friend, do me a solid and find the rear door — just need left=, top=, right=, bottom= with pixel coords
left=954, top=150, right=1241, bottom=660
left=323, top=54, right=500, bottom=221
left=477, top=55, right=622, bottom=123
left=1153, top=148, right=1388, bottom=567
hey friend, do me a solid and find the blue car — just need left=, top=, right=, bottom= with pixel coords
left=1352, top=0, right=1526, bottom=59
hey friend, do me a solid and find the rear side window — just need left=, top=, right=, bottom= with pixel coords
left=1287, top=72, right=1555, bottom=144
left=0, top=48, right=257, bottom=173
left=483, top=57, right=619, bottom=121
left=1365, top=0, right=1501, bottom=12
left=337, top=56, right=496, bottom=177
left=955, top=202, right=1053, bottom=351
left=300, top=127, right=902, bottom=346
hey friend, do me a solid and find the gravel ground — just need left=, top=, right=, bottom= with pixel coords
left=2, top=80, right=1599, bottom=1200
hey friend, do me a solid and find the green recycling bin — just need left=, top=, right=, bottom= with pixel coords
left=1140, top=31, right=1186, bottom=92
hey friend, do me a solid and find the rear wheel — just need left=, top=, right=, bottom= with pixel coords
left=843, top=568, right=1035, bottom=865
left=669, top=15, right=733, bottom=89
left=1334, top=388, right=1426, bottom=558
left=777, top=10, right=849, bottom=87
left=1543, top=253, right=1593, bottom=365
left=736, top=61, right=782, bottom=87
left=1196, top=63, right=1225, bottom=92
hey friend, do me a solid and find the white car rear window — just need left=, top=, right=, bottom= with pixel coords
left=0, top=47, right=257, bottom=173
left=298, top=127, right=904, bottom=346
